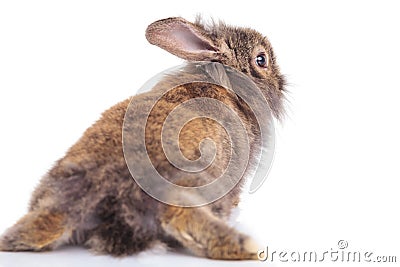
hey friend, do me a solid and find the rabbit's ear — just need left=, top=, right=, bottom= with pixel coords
left=146, top=17, right=219, bottom=61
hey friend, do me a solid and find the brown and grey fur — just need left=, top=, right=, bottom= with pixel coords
left=0, top=17, right=286, bottom=260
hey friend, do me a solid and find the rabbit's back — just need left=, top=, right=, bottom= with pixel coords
left=27, top=82, right=258, bottom=247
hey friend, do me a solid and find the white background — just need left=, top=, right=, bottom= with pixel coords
left=0, top=1, right=399, bottom=266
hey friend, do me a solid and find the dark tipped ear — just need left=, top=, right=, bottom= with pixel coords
left=146, top=17, right=220, bottom=61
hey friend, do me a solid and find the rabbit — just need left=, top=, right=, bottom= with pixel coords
left=0, top=17, right=286, bottom=260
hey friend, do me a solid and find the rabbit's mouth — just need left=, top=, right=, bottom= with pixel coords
left=252, top=77, right=286, bottom=121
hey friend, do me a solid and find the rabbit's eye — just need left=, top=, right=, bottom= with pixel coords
left=256, top=53, right=268, bottom=68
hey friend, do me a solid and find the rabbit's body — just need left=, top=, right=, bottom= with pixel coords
left=0, top=17, right=286, bottom=260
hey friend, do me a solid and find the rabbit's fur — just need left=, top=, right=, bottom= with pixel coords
left=0, top=17, right=285, bottom=260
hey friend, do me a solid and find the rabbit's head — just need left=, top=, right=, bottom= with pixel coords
left=146, top=17, right=286, bottom=119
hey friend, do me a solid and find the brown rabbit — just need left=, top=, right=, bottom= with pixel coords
left=0, top=17, right=285, bottom=260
